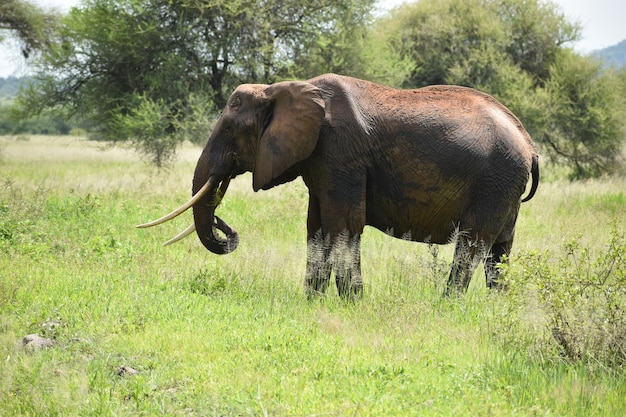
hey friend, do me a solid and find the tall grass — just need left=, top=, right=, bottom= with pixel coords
left=1, top=135, right=625, bottom=416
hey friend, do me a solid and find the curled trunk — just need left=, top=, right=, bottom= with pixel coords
left=192, top=177, right=239, bottom=254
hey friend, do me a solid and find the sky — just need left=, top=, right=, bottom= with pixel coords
left=1, top=0, right=626, bottom=77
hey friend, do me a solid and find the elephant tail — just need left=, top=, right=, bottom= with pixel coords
left=521, top=154, right=539, bottom=203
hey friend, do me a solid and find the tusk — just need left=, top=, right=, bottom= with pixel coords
left=216, top=177, right=230, bottom=206
left=163, top=224, right=196, bottom=246
left=136, top=177, right=217, bottom=228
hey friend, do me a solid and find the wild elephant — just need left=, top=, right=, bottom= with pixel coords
left=139, top=74, right=539, bottom=298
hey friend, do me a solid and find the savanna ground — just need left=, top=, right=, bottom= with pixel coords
left=1, top=135, right=625, bottom=416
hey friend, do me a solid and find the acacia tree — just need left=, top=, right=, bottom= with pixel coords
left=285, top=0, right=375, bottom=80
left=373, top=0, right=625, bottom=178
left=0, top=0, right=59, bottom=58
left=379, top=0, right=580, bottom=89
left=536, top=53, right=626, bottom=178
left=18, top=0, right=374, bottom=166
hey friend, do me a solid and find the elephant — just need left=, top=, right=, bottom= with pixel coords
left=138, top=73, right=539, bottom=298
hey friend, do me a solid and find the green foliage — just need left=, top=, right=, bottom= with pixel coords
left=285, top=0, right=376, bottom=80
left=0, top=78, right=79, bottom=135
left=359, top=17, right=414, bottom=88
left=174, top=93, right=220, bottom=146
left=390, top=0, right=508, bottom=88
left=113, top=95, right=180, bottom=167
left=17, top=0, right=374, bottom=166
left=495, top=0, right=579, bottom=85
left=0, top=77, right=27, bottom=98
left=380, top=0, right=580, bottom=89
left=112, top=92, right=218, bottom=165
left=499, top=227, right=626, bottom=369
left=534, top=52, right=626, bottom=178
left=0, top=0, right=60, bottom=58
left=0, top=101, right=73, bottom=135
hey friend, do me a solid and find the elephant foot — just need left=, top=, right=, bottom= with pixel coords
left=338, top=286, right=363, bottom=301
left=485, top=261, right=509, bottom=291
left=305, top=277, right=330, bottom=299
left=443, top=285, right=463, bottom=298
left=336, top=275, right=363, bottom=300
left=486, top=275, right=508, bottom=291
left=444, top=271, right=473, bottom=297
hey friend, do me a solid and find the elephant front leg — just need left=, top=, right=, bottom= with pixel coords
left=305, top=230, right=332, bottom=297
left=332, top=233, right=363, bottom=299
left=304, top=188, right=366, bottom=299
left=305, top=230, right=364, bottom=299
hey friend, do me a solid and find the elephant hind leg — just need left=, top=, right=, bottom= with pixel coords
left=445, top=232, right=488, bottom=296
left=485, top=209, right=519, bottom=290
left=485, top=234, right=515, bottom=290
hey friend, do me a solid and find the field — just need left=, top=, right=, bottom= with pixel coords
left=1, top=135, right=625, bottom=416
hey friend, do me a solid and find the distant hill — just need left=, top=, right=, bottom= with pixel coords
left=0, top=76, right=26, bottom=99
left=593, top=39, right=626, bottom=68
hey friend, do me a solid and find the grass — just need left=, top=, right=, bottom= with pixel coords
left=1, top=135, right=625, bottom=416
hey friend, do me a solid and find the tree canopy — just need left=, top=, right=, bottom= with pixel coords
left=13, top=0, right=626, bottom=177
left=0, top=0, right=59, bottom=58
left=17, top=0, right=374, bottom=166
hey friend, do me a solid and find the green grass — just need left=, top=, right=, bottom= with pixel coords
left=1, top=135, right=625, bottom=416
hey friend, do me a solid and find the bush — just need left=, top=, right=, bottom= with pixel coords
left=0, top=180, right=47, bottom=253
left=498, top=226, right=626, bottom=370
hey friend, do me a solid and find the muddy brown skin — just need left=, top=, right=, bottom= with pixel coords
left=190, top=74, right=538, bottom=297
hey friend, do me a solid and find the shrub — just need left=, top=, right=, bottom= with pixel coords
left=0, top=180, right=45, bottom=251
left=498, top=226, right=626, bottom=370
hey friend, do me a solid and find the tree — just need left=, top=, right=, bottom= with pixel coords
left=0, top=0, right=59, bottom=58
left=286, top=0, right=375, bottom=80
left=494, top=0, right=579, bottom=86
left=534, top=52, right=626, bottom=178
left=378, top=0, right=580, bottom=89
left=18, top=0, right=374, bottom=166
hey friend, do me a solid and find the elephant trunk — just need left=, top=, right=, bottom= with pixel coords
left=193, top=176, right=239, bottom=255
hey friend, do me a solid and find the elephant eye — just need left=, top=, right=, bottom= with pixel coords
left=229, top=95, right=241, bottom=109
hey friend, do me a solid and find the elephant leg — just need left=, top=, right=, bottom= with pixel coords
left=331, top=232, right=363, bottom=299
left=304, top=178, right=366, bottom=299
left=485, top=208, right=519, bottom=289
left=305, top=230, right=332, bottom=297
left=484, top=239, right=513, bottom=289
left=445, top=233, right=486, bottom=295
left=305, top=194, right=335, bottom=297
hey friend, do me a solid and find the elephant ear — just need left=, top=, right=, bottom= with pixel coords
left=253, top=81, right=325, bottom=191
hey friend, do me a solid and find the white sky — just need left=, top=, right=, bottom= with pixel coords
left=1, top=0, right=625, bottom=77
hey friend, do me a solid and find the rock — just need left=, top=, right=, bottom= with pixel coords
left=117, top=366, right=139, bottom=376
left=22, top=334, right=56, bottom=351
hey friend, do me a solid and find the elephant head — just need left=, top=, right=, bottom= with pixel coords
left=137, top=81, right=326, bottom=253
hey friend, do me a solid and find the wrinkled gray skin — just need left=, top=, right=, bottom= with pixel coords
left=181, top=74, right=538, bottom=297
